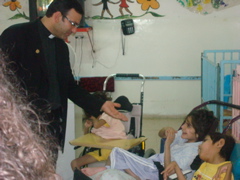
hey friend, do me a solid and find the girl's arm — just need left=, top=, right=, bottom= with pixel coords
left=164, top=128, right=176, bottom=168
left=92, top=116, right=107, bottom=129
left=161, top=161, right=186, bottom=180
left=127, top=0, right=134, bottom=3
left=83, top=119, right=93, bottom=134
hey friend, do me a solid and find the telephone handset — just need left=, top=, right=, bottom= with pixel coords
left=121, top=19, right=135, bottom=35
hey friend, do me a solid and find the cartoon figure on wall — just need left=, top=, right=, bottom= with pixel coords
left=115, top=0, right=134, bottom=16
left=91, top=0, right=163, bottom=19
left=93, top=0, right=115, bottom=18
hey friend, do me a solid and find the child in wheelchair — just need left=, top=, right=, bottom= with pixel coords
left=71, top=92, right=133, bottom=171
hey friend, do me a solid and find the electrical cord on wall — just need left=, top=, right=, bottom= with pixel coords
left=121, top=29, right=125, bottom=55
left=93, top=33, right=122, bottom=69
left=89, top=28, right=120, bottom=69
left=88, top=27, right=122, bottom=69
left=73, top=28, right=122, bottom=69
left=75, top=35, right=84, bottom=78
left=90, top=29, right=97, bottom=68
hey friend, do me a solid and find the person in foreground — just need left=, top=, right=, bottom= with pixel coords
left=0, top=51, right=61, bottom=179
left=0, top=0, right=127, bottom=154
left=71, top=92, right=130, bottom=171
left=162, top=132, right=235, bottom=180
left=80, top=109, right=218, bottom=180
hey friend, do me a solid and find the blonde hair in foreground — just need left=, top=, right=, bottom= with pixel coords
left=0, top=50, right=61, bottom=180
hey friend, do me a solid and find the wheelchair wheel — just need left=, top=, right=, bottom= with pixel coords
left=143, top=148, right=156, bottom=158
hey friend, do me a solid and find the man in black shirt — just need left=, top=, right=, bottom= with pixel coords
left=0, top=0, right=127, bottom=155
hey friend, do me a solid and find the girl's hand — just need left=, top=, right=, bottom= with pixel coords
left=165, top=128, right=176, bottom=145
left=213, top=163, right=232, bottom=180
left=161, top=161, right=177, bottom=180
left=84, top=119, right=93, bottom=128
left=165, top=127, right=177, bottom=137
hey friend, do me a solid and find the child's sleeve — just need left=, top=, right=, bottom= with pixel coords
left=170, top=130, right=186, bottom=147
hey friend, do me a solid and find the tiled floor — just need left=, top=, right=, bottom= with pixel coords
left=74, top=105, right=184, bottom=156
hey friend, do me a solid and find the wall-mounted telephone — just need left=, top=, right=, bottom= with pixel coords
left=121, top=19, right=135, bottom=35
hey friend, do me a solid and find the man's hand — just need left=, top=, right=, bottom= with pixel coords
left=101, top=101, right=128, bottom=121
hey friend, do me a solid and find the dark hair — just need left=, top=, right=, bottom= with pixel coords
left=46, top=0, right=84, bottom=17
left=208, top=132, right=235, bottom=161
left=185, top=109, right=218, bottom=141
left=83, top=91, right=112, bottom=119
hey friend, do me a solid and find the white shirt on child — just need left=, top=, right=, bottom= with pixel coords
left=149, top=130, right=202, bottom=179
left=109, top=130, right=201, bottom=180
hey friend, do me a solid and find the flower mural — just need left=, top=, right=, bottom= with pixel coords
left=135, top=0, right=163, bottom=18
left=2, top=0, right=29, bottom=20
left=3, top=0, right=22, bottom=11
left=137, top=0, right=160, bottom=11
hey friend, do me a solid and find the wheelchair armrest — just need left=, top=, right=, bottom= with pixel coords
left=160, top=138, right=166, bottom=153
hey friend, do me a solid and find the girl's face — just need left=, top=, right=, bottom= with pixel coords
left=198, top=135, right=214, bottom=161
left=181, top=116, right=198, bottom=143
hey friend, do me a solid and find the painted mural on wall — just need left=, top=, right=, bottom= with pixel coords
left=90, top=0, right=163, bottom=19
left=2, top=0, right=29, bottom=19
left=177, top=0, right=240, bottom=14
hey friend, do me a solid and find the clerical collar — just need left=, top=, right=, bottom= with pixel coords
left=37, top=18, right=54, bottom=39
left=49, top=34, right=55, bottom=39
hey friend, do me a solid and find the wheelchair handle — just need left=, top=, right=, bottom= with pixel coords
left=103, top=73, right=145, bottom=92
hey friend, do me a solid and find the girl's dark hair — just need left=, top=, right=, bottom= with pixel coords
left=46, top=0, right=84, bottom=17
left=185, top=109, right=218, bottom=141
left=208, top=132, right=235, bottom=161
left=83, top=91, right=112, bottom=119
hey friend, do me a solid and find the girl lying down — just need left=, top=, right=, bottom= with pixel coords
left=80, top=109, right=218, bottom=180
